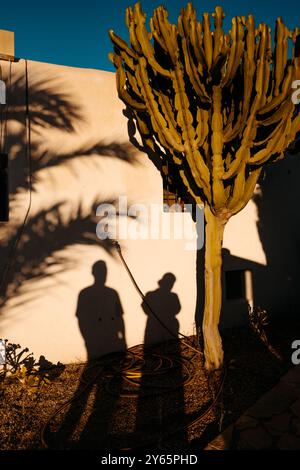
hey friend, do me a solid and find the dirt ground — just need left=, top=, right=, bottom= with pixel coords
left=0, top=314, right=299, bottom=451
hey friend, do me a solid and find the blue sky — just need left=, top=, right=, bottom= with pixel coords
left=0, top=0, right=299, bottom=71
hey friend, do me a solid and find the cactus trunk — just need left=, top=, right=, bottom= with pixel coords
left=202, top=205, right=227, bottom=371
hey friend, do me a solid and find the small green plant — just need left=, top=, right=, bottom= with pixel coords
left=0, top=340, right=64, bottom=395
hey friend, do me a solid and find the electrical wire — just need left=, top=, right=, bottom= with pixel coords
left=0, top=62, right=3, bottom=154
left=113, top=240, right=203, bottom=356
left=2, top=60, right=11, bottom=155
left=0, top=59, right=33, bottom=298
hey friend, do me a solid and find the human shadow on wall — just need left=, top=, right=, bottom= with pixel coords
left=142, top=273, right=181, bottom=345
left=55, top=260, right=127, bottom=449
left=134, top=273, right=188, bottom=449
left=76, top=260, right=126, bottom=358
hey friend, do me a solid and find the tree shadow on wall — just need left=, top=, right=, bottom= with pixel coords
left=0, top=199, right=118, bottom=306
left=0, top=71, right=138, bottom=309
left=195, top=151, right=300, bottom=336
left=252, top=152, right=300, bottom=319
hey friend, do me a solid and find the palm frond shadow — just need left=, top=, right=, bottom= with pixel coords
left=6, top=76, right=139, bottom=195
left=9, top=138, right=139, bottom=195
left=8, top=75, right=83, bottom=131
left=0, top=72, right=138, bottom=310
left=0, top=199, right=120, bottom=306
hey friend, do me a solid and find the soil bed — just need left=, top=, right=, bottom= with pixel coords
left=0, top=314, right=298, bottom=451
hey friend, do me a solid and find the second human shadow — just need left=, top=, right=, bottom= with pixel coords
left=134, top=273, right=188, bottom=450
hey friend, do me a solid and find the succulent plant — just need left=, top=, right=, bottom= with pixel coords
left=109, top=2, right=300, bottom=370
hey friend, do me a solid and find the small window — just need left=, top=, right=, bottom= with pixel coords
left=225, top=269, right=246, bottom=300
left=0, top=153, right=8, bottom=221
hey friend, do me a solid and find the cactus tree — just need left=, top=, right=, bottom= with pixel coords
left=109, top=3, right=300, bottom=370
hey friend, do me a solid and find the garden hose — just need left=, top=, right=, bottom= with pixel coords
left=113, top=240, right=203, bottom=357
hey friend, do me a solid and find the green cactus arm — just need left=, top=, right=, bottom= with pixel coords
left=250, top=134, right=285, bottom=166
left=227, top=161, right=247, bottom=210
left=258, top=65, right=294, bottom=115
left=274, top=18, right=289, bottom=96
left=111, top=54, right=146, bottom=111
left=125, top=68, right=143, bottom=98
left=231, top=167, right=262, bottom=215
left=223, top=19, right=258, bottom=143
left=224, top=116, right=245, bottom=143
left=155, top=91, right=177, bottom=132
left=180, top=36, right=210, bottom=102
left=223, top=23, right=272, bottom=176
left=153, top=6, right=179, bottom=64
left=212, top=6, right=225, bottom=62
left=179, top=169, right=204, bottom=205
left=130, top=4, right=172, bottom=78
left=150, top=11, right=167, bottom=50
left=259, top=24, right=272, bottom=107
left=292, top=28, right=300, bottom=78
left=134, top=113, right=164, bottom=156
left=177, top=6, right=209, bottom=100
left=109, top=30, right=137, bottom=59
left=253, top=25, right=270, bottom=107
left=250, top=114, right=293, bottom=165
left=110, top=43, right=136, bottom=72
left=179, top=3, right=206, bottom=69
left=191, top=18, right=207, bottom=70
left=149, top=23, right=164, bottom=51
left=211, top=86, right=226, bottom=208
left=154, top=89, right=184, bottom=147
left=221, top=17, right=244, bottom=86
left=240, top=16, right=256, bottom=116
left=253, top=117, right=291, bottom=147
left=258, top=99, right=293, bottom=126
left=223, top=105, right=236, bottom=142
left=202, top=12, right=213, bottom=69
left=222, top=146, right=249, bottom=180
left=136, top=57, right=184, bottom=152
left=172, top=64, right=211, bottom=198
left=127, top=5, right=144, bottom=55
left=195, top=108, right=209, bottom=147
